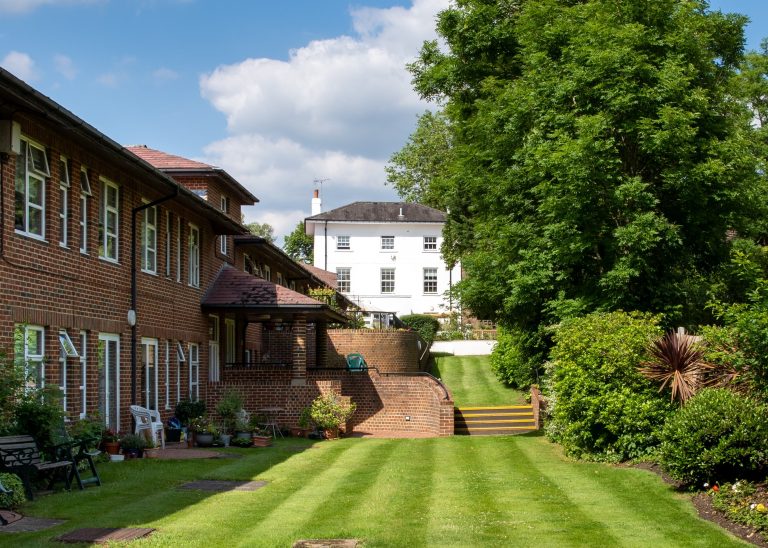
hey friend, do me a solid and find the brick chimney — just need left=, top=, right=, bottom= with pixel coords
left=311, top=189, right=322, bottom=215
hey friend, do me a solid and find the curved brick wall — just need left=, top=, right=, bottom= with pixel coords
left=327, top=329, right=425, bottom=373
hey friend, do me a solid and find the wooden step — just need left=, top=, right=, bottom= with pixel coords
left=454, top=404, right=537, bottom=435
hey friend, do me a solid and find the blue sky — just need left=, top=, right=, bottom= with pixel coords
left=1, top=0, right=767, bottom=239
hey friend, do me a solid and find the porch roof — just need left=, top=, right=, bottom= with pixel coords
left=201, top=266, right=347, bottom=323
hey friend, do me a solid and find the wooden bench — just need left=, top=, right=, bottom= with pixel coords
left=0, top=435, right=73, bottom=500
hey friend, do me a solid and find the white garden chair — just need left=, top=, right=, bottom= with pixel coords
left=129, top=405, right=165, bottom=449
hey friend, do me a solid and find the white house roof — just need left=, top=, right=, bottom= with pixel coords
left=306, top=202, right=446, bottom=223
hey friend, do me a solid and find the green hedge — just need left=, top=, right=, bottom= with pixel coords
left=545, top=311, right=673, bottom=461
left=489, top=326, right=544, bottom=389
left=0, top=473, right=26, bottom=509
left=659, top=388, right=768, bottom=485
left=401, top=314, right=440, bottom=344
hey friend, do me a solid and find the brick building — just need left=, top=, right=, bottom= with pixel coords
left=0, top=68, right=454, bottom=437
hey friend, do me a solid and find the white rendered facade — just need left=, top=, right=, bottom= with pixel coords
left=306, top=205, right=461, bottom=321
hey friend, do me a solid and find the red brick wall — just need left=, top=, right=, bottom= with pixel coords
left=327, top=329, right=423, bottom=372
left=208, top=368, right=454, bottom=437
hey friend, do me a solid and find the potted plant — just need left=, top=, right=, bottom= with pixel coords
left=234, top=418, right=252, bottom=441
left=310, top=393, right=356, bottom=440
left=119, top=433, right=146, bottom=459
left=143, top=436, right=160, bottom=459
left=216, top=390, right=243, bottom=435
left=291, top=407, right=313, bottom=437
left=230, top=436, right=252, bottom=448
left=248, top=415, right=272, bottom=447
left=189, top=416, right=218, bottom=447
left=175, top=398, right=206, bottom=428
left=101, top=428, right=120, bottom=455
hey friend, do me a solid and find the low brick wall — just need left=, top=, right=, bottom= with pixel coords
left=206, top=368, right=454, bottom=437
left=327, top=329, right=424, bottom=373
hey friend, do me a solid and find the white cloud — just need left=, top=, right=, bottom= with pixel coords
left=152, top=67, right=179, bottom=83
left=54, top=54, right=77, bottom=80
left=0, top=0, right=102, bottom=14
left=200, top=0, right=447, bottom=235
left=1, top=51, right=38, bottom=81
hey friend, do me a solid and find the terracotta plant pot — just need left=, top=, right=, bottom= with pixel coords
left=251, top=435, right=272, bottom=447
left=103, top=441, right=120, bottom=455
left=323, top=428, right=340, bottom=440
left=144, top=447, right=160, bottom=459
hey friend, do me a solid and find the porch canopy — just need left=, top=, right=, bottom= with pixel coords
left=201, top=265, right=347, bottom=324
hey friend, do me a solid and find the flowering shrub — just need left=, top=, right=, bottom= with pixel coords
left=545, top=311, right=673, bottom=461
left=310, top=393, right=356, bottom=430
left=659, top=388, right=768, bottom=485
left=711, top=481, right=768, bottom=541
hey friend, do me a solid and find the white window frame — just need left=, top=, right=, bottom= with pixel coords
left=99, top=178, right=120, bottom=262
left=79, top=332, right=87, bottom=419
left=16, top=324, right=45, bottom=391
left=189, top=343, right=199, bottom=401
left=58, top=330, right=79, bottom=414
left=423, top=267, right=438, bottom=294
left=188, top=223, right=200, bottom=287
left=142, top=337, right=159, bottom=411
left=219, top=196, right=229, bottom=256
left=98, top=333, right=120, bottom=430
left=337, top=267, right=350, bottom=293
left=15, top=138, right=48, bottom=240
left=424, top=235, right=437, bottom=251
left=220, top=195, right=229, bottom=215
left=176, top=341, right=182, bottom=404
left=141, top=203, right=157, bottom=274
left=59, top=156, right=70, bottom=248
left=176, top=217, right=182, bottom=283
left=219, top=235, right=228, bottom=256
left=79, top=193, right=88, bottom=254
left=381, top=235, right=395, bottom=250
left=336, top=235, right=350, bottom=250
left=164, top=340, right=170, bottom=410
left=165, top=211, right=172, bottom=278
left=381, top=268, right=395, bottom=294
left=225, top=318, right=236, bottom=365
left=80, top=166, right=92, bottom=195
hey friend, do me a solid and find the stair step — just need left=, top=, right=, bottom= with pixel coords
left=455, top=426, right=537, bottom=436
left=453, top=405, right=538, bottom=436
left=456, top=418, right=535, bottom=424
left=457, top=405, right=532, bottom=411
left=457, top=412, right=534, bottom=418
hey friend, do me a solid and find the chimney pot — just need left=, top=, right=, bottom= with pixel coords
left=313, top=189, right=319, bottom=199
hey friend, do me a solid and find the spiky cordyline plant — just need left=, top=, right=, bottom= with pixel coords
left=639, top=331, right=714, bottom=404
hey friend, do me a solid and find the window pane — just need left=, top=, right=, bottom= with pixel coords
left=28, top=208, right=43, bottom=235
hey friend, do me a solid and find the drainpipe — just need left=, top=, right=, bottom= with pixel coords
left=130, top=187, right=178, bottom=406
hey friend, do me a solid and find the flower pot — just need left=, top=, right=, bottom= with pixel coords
left=123, top=448, right=142, bottom=459
left=196, top=432, right=214, bottom=447
left=251, top=435, right=272, bottom=447
left=220, top=434, right=232, bottom=447
left=144, top=447, right=160, bottom=459
left=323, top=428, right=340, bottom=440
left=235, top=431, right=252, bottom=441
left=109, top=454, right=124, bottom=462
left=103, top=441, right=120, bottom=455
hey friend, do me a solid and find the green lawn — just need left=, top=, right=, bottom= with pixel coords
left=5, top=435, right=745, bottom=547
left=431, top=354, right=526, bottom=407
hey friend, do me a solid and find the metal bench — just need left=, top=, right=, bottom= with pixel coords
left=0, top=435, right=73, bottom=500
left=48, top=423, right=102, bottom=491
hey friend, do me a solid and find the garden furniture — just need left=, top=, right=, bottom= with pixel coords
left=48, top=422, right=102, bottom=490
left=346, top=352, right=367, bottom=372
left=0, top=435, right=73, bottom=500
left=129, top=405, right=166, bottom=449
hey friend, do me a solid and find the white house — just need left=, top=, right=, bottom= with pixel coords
left=305, top=191, right=461, bottom=326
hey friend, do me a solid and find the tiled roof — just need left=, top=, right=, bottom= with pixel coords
left=302, top=264, right=338, bottom=288
left=202, top=266, right=327, bottom=308
left=126, top=145, right=214, bottom=170
left=306, top=202, right=446, bottom=223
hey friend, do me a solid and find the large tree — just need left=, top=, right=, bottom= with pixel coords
left=283, top=221, right=314, bottom=264
left=245, top=222, right=275, bottom=243
left=405, top=0, right=766, bottom=342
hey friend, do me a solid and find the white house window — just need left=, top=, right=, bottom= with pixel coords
left=220, top=235, right=228, bottom=256
left=141, top=204, right=157, bottom=274
left=424, top=236, right=437, bottom=251
left=189, top=343, right=199, bottom=401
left=79, top=332, right=87, bottom=418
left=15, top=139, right=48, bottom=239
left=176, top=341, right=183, bottom=403
left=220, top=195, right=229, bottom=215
left=381, top=236, right=395, bottom=250
left=164, top=340, right=171, bottom=410
left=143, top=338, right=158, bottom=411
left=423, top=267, right=438, bottom=294
left=188, top=224, right=200, bottom=287
left=99, top=178, right=119, bottom=262
left=337, top=235, right=350, bottom=250
left=381, top=268, right=395, bottom=294
left=79, top=168, right=90, bottom=254
left=176, top=217, right=182, bottom=283
left=165, top=211, right=172, bottom=277
left=337, top=267, right=350, bottom=293
left=59, top=157, right=70, bottom=248
left=16, top=324, right=45, bottom=390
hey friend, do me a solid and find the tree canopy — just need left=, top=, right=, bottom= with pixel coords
left=245, top=222, right=275, bottom=243
left=402, top=0, right=766, bottom=342
left=283, top=221, right=314, bottom=264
